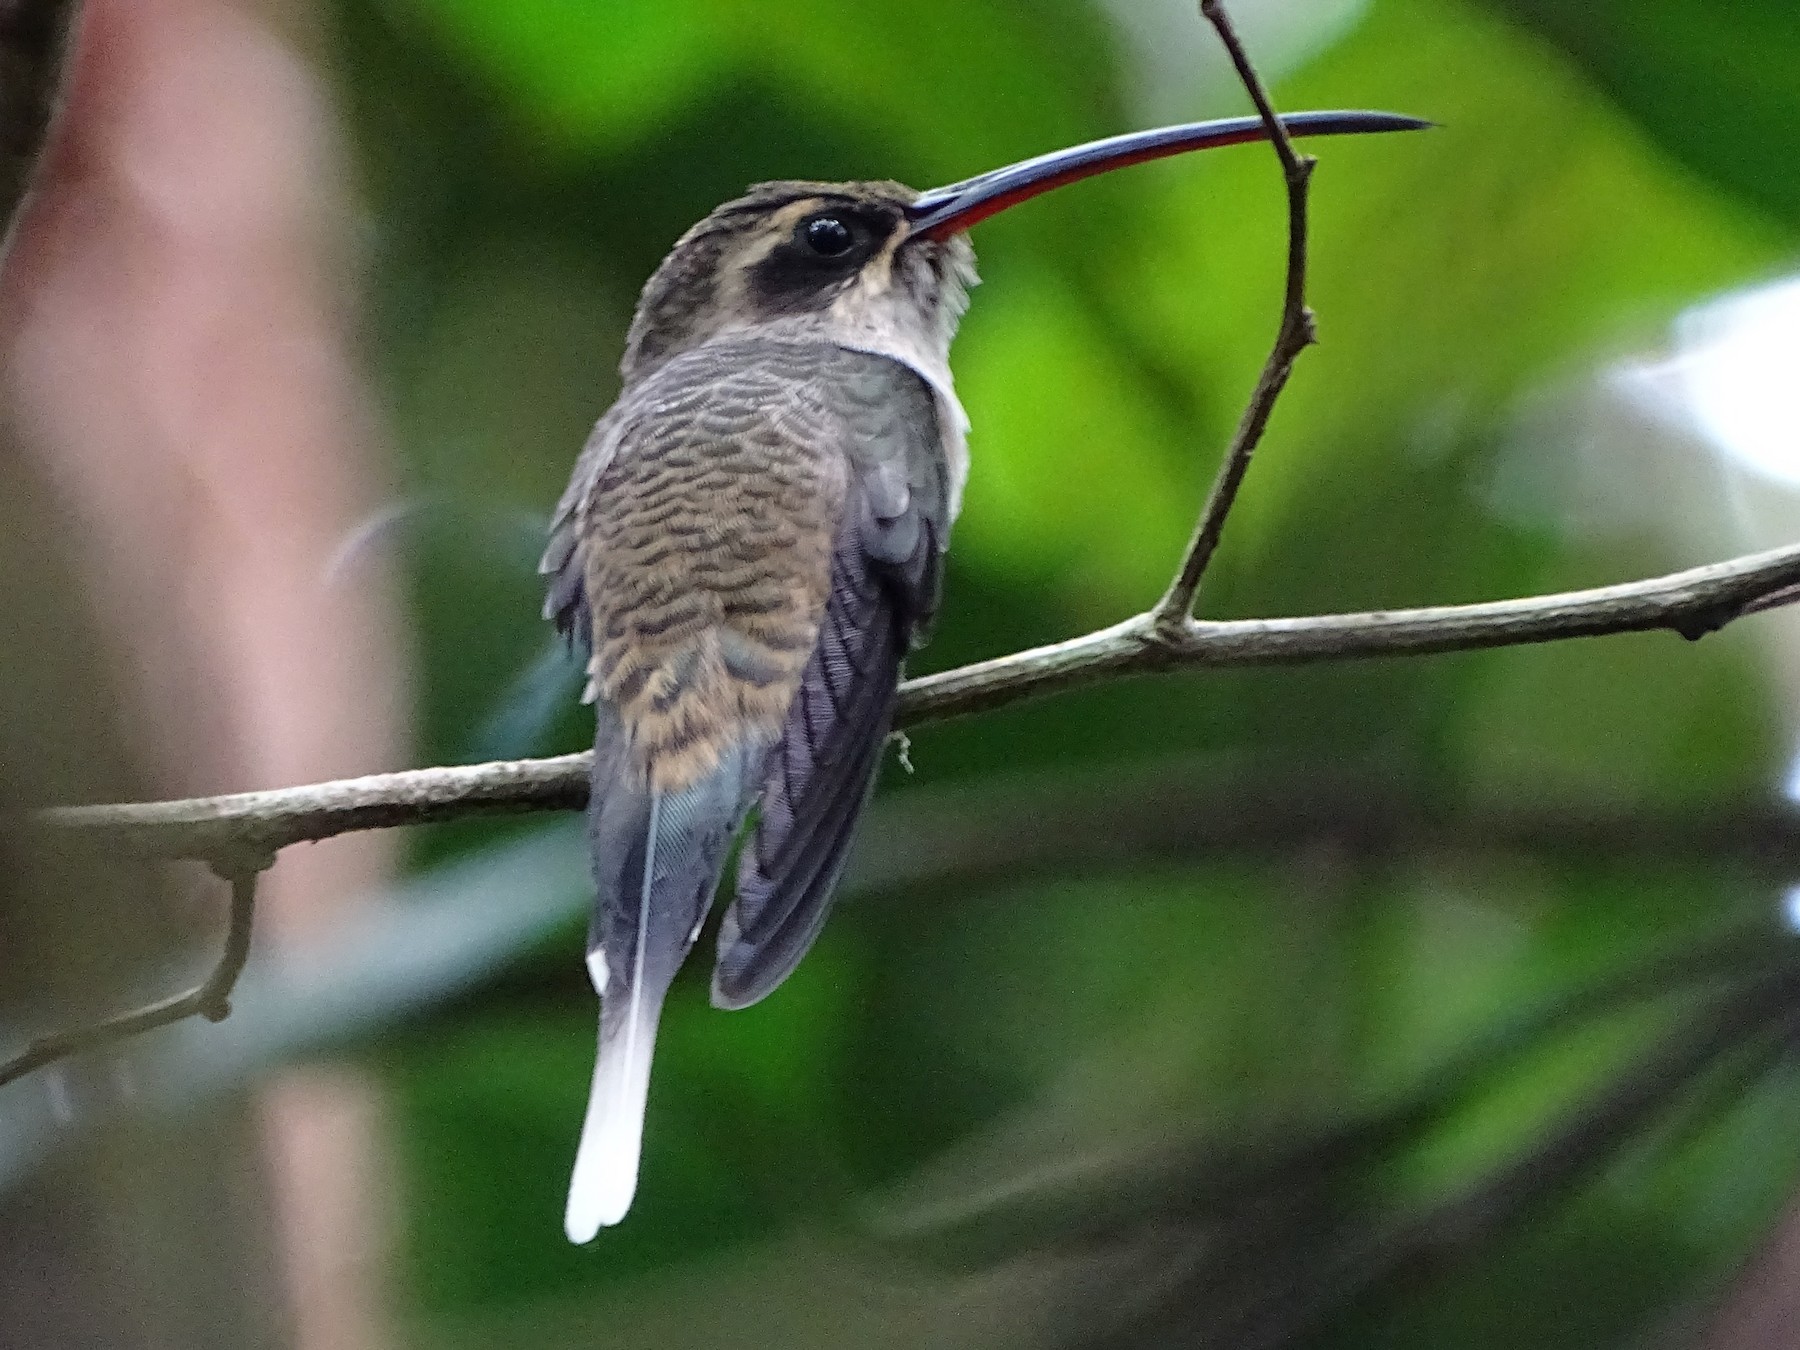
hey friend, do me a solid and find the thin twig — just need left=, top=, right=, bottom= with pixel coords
left=18, top=0, right=1800, bottom=1097
left=1152, top=0, right=1317, bottom=631
left=0, top=869, right=259, bottom=1089
left=36, top=536, right=1800, bottom=865
left=36, top=753, right=590, bottom=866
left=901, top=538, right=1800, bottom=724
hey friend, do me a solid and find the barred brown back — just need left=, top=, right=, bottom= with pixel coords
left=580, top=337, right=852, bottom=793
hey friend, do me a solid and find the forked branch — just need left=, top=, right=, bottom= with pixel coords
left=13, top=1, right=1800, bottom=1094
left=0, top=870, right=259, bottom=1089
left=1154, top=0, right=1316, bottom=629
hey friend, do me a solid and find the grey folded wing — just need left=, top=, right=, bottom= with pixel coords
left=712, top=350, right=951, bottom=1009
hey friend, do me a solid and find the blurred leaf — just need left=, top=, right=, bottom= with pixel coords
left=1485, top=0, right=1800, bottom=222
left=320, top=0, right=1800, bottom=1341
left=401, top=0, right=729, bottom=153
left=400, top=0, right=1122, bottom=176
left=953, top=273, right=1197, bottom=604
left=1123, top=0, right=1787, bottom=610
left=1458, top=620, right=1782, bottom=806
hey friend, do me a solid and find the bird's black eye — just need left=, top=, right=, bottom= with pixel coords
left=803, top=215, right=855, bottom=257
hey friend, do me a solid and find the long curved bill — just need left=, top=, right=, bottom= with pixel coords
left=906, top=111, right=1430, bottom=239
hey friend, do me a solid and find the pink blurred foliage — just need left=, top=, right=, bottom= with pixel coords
left=1, top=1, right=410, bottom=1345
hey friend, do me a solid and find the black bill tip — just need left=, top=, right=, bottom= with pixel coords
left=907, top=110, right=1433, bottom=239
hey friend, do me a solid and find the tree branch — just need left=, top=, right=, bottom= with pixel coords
left=1153, top=0, right=1315, bottom=630
left=35, top=752, right=590, bottom=865
left=0, top=869, right=258, bottom=1089
left=898, top=537, right=1800, bottom=724
left=17, top=0, right=1800, bottom=1095
left=32, top=536, right=1800, bottom=867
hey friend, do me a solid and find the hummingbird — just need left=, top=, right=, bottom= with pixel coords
left=542, top=109, right=1426, bottom=1241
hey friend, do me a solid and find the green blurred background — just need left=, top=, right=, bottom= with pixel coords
left=16, top=0, right=1800, bottom=1345
left=354, top=0, right=1800, bottom=1343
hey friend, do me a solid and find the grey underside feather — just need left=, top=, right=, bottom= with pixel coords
left=585, top=699, right=759, bottom=992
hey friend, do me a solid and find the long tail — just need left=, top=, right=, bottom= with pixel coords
left=565, top=792, right=664, bottom=1241
left=565, top=724, right=755, bottom=1243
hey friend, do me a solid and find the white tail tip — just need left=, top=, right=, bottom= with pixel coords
left=564, top=1008, right=657, bottom=1243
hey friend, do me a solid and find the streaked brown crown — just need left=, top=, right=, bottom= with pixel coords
left=619, top=180, right=972, bottom=384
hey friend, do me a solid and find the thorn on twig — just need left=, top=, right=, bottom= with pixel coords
left=891, top=729, right=916, bottom=775
left=1297, top=306, right=1319, bottom=347
left=1673, top=611, right=1727, bottom=642
left=1671, top=596, right=1755, bottom=641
